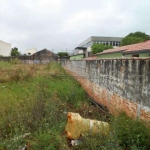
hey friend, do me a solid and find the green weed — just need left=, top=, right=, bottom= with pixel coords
left=111, top=113, right=150, bottom=150
left=0, top=61, right=12, bottom=69
left=0, top=62, right=149, bottom=150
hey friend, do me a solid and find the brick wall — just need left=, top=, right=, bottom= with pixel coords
left=63, top=59, right=150, bottom=123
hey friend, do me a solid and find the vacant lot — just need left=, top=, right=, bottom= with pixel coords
left=0, top=61, right=150, bottom=150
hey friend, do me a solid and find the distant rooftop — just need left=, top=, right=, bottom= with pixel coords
left=78, top=36, right=123, bottom=47
left=94, top=40, right=150, bottom=55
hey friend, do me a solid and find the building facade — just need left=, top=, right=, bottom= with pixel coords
left=32, top=48, right=57, bottom=63
left=0, top=40, right=11, bottom=56
left=73, top=36, right=123, bottom=59
left=78, top=36, right=122, bottom=48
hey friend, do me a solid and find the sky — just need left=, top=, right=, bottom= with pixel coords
left=0, top=0, right=150, bottom=54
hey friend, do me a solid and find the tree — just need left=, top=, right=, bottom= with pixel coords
left=11, top=47, right=21, bottom=56
left=58, top=52, right=69, bottom=57
left=121, top=31, right=150, bottom=46
left=91, top=44, right=113, bottom=54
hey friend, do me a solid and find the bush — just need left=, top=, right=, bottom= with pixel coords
left=111, top=113, right=150, bottom=150
left=91, top=44, right=113, bottom=54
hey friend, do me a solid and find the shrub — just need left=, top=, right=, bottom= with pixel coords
left=111, top=113, right=150, bottom=150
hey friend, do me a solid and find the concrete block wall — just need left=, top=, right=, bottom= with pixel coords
left=63, top=59, right=150, bottom=122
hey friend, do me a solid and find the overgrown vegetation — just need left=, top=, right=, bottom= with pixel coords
left=121, top=31, right=150, bottom=46
left=58, top=52, right=69, bottom=57
left=10, top=47, right=21, bottom=57
left=111, top=113, right=150, bottom=150
left=0, top=61, right=150, bottom=150
left=91, top=44, right=113, bottom=54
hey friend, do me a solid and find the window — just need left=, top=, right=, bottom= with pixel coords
left=110, top=41, right=113, bottom=45
left=113, top=42, right=116, bottom=46
left=103, top=41, right=106, bottom=45
left=116, top=42, right=119, bottom=46
left=83, top=53, right=86, bottom=58
left=132, top=54, right=139, bottom=57
left=106, top=42, right=108, bottom=45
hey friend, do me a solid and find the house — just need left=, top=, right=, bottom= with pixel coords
left=70, top=47, right=87, bottom=60
left=123, top=40, right=150, bottom=57
left=71, top=36, right=122, bottom=60
left=0, top=40, right=11, bottom=56
left=19, top=48, right=57, bottom=64
left=94, top=40, right=150, bottom=58
left=32, top=48, right=57, bottom=63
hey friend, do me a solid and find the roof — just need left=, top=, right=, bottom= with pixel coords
left=78, top=36, right=123, bottom=47
left=94, top=40, right=150, bottom=55
left=75, top=47, right=87, bottom=50
left=91, top=36, right=122, bottom=41
left=33, top=48, right=56, bottom=55
left=123, top=40, right=150, bottom=53
left=100, top=46, right=128, bottom=54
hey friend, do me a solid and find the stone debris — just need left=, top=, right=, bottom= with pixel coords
left=65, top=112, right=109, bottom=139
left=71, top=140, right=81, bottom=146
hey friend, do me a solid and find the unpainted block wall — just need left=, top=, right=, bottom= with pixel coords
left=63, top=59, right=150, bottom=122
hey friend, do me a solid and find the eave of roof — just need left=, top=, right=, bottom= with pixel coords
left=75, top=47, right=87, bottom=50
left=123, top=49, right=150, bottom=54
left=93, top=47, right=127, bottom=56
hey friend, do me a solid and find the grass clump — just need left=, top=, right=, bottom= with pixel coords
left=10, top=58, right=21, bottom=64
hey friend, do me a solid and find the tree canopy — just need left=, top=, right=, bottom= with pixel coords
left=10, top=47, right=21, bottom=56
left=58, top=52, right=69, bottom=57
left=121, top=31, right=150, bottom=46
left=91, top=44, right=113, bottom=54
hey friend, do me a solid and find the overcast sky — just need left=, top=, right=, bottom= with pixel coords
left=0, top=0, right=150, bottom=54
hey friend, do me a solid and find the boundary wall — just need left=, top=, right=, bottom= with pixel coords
left=63, top=59, right=150, bottom=122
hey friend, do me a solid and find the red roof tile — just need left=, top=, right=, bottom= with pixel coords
left=124, top=40, right=150, bottom=52
left=94, top=40, right=150, bottom=55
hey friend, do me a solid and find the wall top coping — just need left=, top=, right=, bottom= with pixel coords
left=68, top=57, right=150, bottom=61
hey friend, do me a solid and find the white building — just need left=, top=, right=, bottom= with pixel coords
left=27, top=48, right=37, bottom=55
left=74, top=36, right=123, bottom=57
left=0, top=40, right=11, bottom=56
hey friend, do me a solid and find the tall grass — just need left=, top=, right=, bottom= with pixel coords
left=0, top=61, right=12, bottom=69
left=0, top=61, right=149, bottom=150
left=0, top=62, right=95, bottom=149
